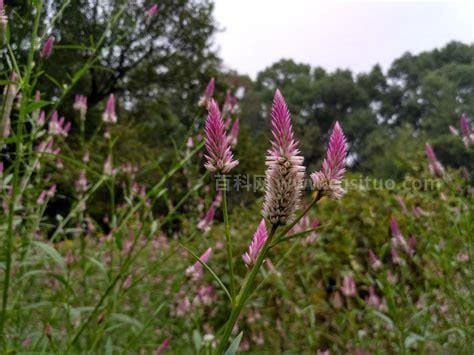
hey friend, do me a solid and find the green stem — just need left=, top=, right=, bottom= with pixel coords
left=217, top=224, right=279, bottom=353
left=222, top=177, right=235, bottom=302
left=216, top=192, right=322, bottom=353
left=0, top=0, right=43, bottom=344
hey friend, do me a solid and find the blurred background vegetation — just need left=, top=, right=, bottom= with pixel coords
left=1, top=0, right=472, bottom=236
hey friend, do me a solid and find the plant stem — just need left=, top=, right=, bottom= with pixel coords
left=217, top=224, right=279, bottom=353
left=0, top=0, right=43, bottom=344
left=222, top=177, right=235, bottom=302
left=216, top=192, right=322, bottom=353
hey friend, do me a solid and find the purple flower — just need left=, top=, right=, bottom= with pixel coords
left=186, top=136, right=194, bottom=148
left=48, top=111, right=70, bottom=137
left=242, top=219, right=268, bottom=267
left=203, top=100, right=238, bottom=173
left=341, top=275, right=356, bottom=297
left=156, top=337, right=171, bottom=354
left=186, top=247, right=212, bottom=280
left=460, top=113, right=474, bottom=148
left=102, top=94, right=117, bottom=124
left=222, top=90, right=237, bottom=118
left=73, top=94, right=88, bottom=121
left=390, top=217, right=411, bottom=254
left=425, top=143, right=444, bottom=177
left=198, top=78, right=215, bottom=108
left=262, top=89, right=305, bottom=225
left=228, top=118, right=240, bottom=147
left=145, top=4, right=158, bottom=18
left=197, top=204, right=216, bottom=232
left=40, top=36, right=55, bottom=59
left=311, top=121, right=347, bottom=199
left=449, top=125, right=459, bottom=136
left=366, top=286, right=382, bottom=309
left=368, top=249, right=382, bottom=270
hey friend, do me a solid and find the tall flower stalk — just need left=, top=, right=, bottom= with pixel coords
left=217, top=90, right=348, bottom=352
left=204, top=99, right=238, bottom=299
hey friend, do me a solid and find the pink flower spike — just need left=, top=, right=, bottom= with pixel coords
left=368, top=249, right=382, bottom=270
left=73, top=94, right=88, bottom=121
left=460, top=113, right=474, bottom=148
left=390, top=217, right=410, bottom=254
left=186, top=247, right=212, bottom=280
left=449, top=125, right=459, bottom=136
left=425, top=143, right=444, bottom=177
left=311, top=121, right=348, bottom=199
left=197, top=204, right=216, bottom=232
left=186, top=136, right=194, bottom=148
left=341, top=275, right=356, bottom=297
left=198, top=78, right=215, bottom=108
left=156, top=337, right=171, bottom=355
left=262, top=89, right=305, bottom=225
left=242, top=219, right=268, bottom=267
left=145, top=4, right=158, bottom=18
left=228, top=118, right=240, bottom=147
left=204, top=100, right=238, bottom=173
left=40, top=36, right=55, bottom=59
left=366, top=286, right=382, bottom=309
left=102, top=94, right=117, bottom=124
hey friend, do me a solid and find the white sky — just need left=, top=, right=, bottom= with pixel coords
left=213, top=0, right=474, bottom=78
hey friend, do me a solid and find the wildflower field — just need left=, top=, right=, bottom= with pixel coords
left=0, top=1, right=473, bottom=353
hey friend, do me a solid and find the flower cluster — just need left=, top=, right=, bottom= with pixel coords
left=311, top=121, right=348, bottom=199
left=262, top=89, right=306, bottom=225
left=203, top=100, right=238, bottom=174
left=242, top=219, right=268, bottom=267
left=424, top=143, right=444, bottom=177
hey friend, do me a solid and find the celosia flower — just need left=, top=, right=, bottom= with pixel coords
left=262, top=89, right=305, bottom=225
left=48, top=111, right=70, bottom=137
left=73, top=94, right=88, bottom=121
left=368, top=249, right=382, bottom=270
left=156, top=337, right=171, bottom=355
left=197, top=204, right=215, bottom=232
left=228, top=118, right=240, bottom=147
left=242, top=219, right=268, bottom=267
left=366, top=286, right=382, bottom=309
left=311, top=121, right=348, bottom=199
left=222, top=90, right=237, bottom=118
left=185, top=247, right=212, bottom=280
left=145, top=4, right=158, bottom=18
left=1, top=72, right=18, bottom=138
left=40, top=36, right=55, bottom=59
left=186, top=136, right=194, bottom=148
left=460, top=113, right=474, bottom=148
left=389, top=217, right=411, bottom=254
left=75, top=170, right=88, bottom=193
left=198, top=78, right=215, bottom=108
left=449, top=125, right=459, bottom=136
left=341, top=275, right=356, bottom=297
left=391, top=247, right=401, bottom=264
left=102, top=94, right=117, bottom=124
left=425, top=143, right=444, bottom=177
left=203, top=100, right=238, bottom=173
left=0, top=0, right=7, bottom=45
left=37, top=111, right=45, bottom=126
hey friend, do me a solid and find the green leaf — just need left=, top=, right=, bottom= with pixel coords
left=404, top=333, right=425, bottom=348
left=372, top=310, right=394, bottom=329
left=109, top=313, right=143, bottom=330
left=31, top=241, right=66, bottom=270
left=224, top=331, right=243, bottom=355
left=179, top=243, right=232, bottom=302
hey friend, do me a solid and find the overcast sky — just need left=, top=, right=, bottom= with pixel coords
left=213, top=0, right=473, bottom=78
